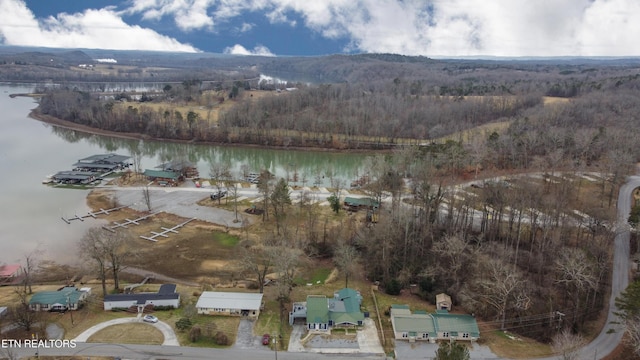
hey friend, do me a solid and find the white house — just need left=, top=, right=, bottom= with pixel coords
left=103, top=284, right=180, bottom=311
left=196, top=291, right=263, bottom=318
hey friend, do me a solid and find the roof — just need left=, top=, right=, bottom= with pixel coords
left=77, top=154, right=130, bottom=164
left=0, top=264, right=21, bottom=277
left=343, top=197, right=380, bottom=207
left=156, top=160, right=196, bottom=171
left=72, top=162, right=119, bottom=170
left=53, top=171, right=99, bottom=180
left=306, top=296, right=329, bottom=324
left=196, top=291, right=263, bottom=311
left=335, top=288, right=361, bottom=314
left=104, top=284, right=179, bottom=303
left=29, top=287, right=84, bottom=305
left=143, top=169, right=180, bottom=180
left=392, top=313, right=437, bottom=336
left=391, top=304, right=480, bottom=338
left=432, top=313, right=480, bottom=337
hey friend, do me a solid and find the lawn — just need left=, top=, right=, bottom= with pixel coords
left=87, top=323, right=164, bottom=344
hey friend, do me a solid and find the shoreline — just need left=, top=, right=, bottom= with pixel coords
left=28, top=110, right=386, bottom=154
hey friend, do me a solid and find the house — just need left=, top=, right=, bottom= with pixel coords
left=143, top=169, right=181, bottom=186
left=436, top=293, right=452, bottom=311
left=390, top=305, right=480, bottom=343
left=103, top=284, right=180, bottom=311
left=29, top=287, right=89, bottom=311
left=0, top=264, right=22, bottom=284
left=196, top=291, right=263, bottom=318
left=289, top=288, right=366, bottom=333
left=156, top=160, right=199, bottom=179
left=343, top=197, right=380, bottom=212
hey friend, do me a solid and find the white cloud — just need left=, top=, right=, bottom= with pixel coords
left=0, top=0, right=199, bottom=52
left=3, top=0, right=640, bottom=56
left=239, top=22, right=254, bottom=33
left=127, top=0, right=640, bottom=56
left=223, top=44, right=275, bottom=56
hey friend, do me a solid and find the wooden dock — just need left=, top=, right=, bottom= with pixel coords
left=102, top=212, right=160, bottom=232
left=140, top=218, right=196, bottom=242
left=61, top=205, right=127, bottom=224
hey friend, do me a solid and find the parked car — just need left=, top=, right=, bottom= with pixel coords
left=210, top=190, right=227, bottom=200
left=262, top=333, right=271, bottom=345
left=143, top=315, right=158, bottom=323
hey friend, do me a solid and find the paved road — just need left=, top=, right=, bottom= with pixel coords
left=9, top=342, right=385, bottom=360
left=574, top=175, right=640, bottom=359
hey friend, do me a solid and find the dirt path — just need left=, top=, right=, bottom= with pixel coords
left=122, top=266, right=200, bottom=287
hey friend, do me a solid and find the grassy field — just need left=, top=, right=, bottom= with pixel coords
left=87, top=323, right=164, bottom=344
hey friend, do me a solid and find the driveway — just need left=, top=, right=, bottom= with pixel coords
left=233, top=319, right=266, bottom=350
left=394, top=341, right=499, bottom=360
left=73, top=316, right=179, bottom=346
left=288, top=319, right=384, bottom=355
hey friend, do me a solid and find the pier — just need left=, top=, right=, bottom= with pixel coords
left=61, top=206, right=127, bottom=224
left=140, top=218, right=196, bottom=242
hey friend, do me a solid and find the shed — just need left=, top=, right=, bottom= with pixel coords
left=436, top=293, right=452, bottom=311
left=196, top=291, right=263, bottom=318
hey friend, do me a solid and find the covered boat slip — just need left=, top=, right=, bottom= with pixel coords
left=52, top=170, right=100, bottom=184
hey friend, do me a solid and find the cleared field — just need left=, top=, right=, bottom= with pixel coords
left=87, top=323, right=164, bottom=344
left=542, top=96, right=571, bottom=105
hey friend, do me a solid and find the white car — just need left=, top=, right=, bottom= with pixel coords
left=143, top=315, right=158, bottom=323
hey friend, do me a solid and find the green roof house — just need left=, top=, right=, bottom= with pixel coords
left=29, top=287, right=88, bottom=312
left=306, top=296, right=329, bottom=331
left=301, top=288, right=366, bottom=333
left=390, top=305, right=479, bottom=343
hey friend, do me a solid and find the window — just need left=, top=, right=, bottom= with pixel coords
left=443, top=332, right=449, bottom=338
left=462, top=333, right=469, bottom=338
left=422, top=333, right=429, bottom=339
left=402, top=332, right=408, bottom=338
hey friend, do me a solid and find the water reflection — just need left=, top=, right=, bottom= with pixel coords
left=48, top=125, right=371, bottom=186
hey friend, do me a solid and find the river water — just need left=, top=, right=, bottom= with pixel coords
left=0, top=84, right=371, bottom=264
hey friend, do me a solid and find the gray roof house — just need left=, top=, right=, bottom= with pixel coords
left=103, top=284, right=180, bottom=311
left=196, top=291, right=263, bottom=318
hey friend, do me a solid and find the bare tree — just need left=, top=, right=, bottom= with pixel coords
left=78, top=227, right=133, bottom=295
left=102, top=229, right=132, bottom=291
left=270, top=178, right=292, bottom=235
left=142, top=183, right=152, bottom=212
left=11, top=287, right=41, bottom=332
left=555, top=248, right=597, bottom=326
left=209, top=161, right=231, bottom=204
left=224, top=172, right=241, bottom=222
left=21, top=249, right=41, bottom=295
left=78, top=227, right=109, bottom=296
left=624, top=315, right=640, bottom=357
left=333, top=242, right=358, bottom=289
left=477, top=257, right=528, bottom=330
left=551, top=329, right=585, bottom=360
left=238, top=245, right=274, bottom=294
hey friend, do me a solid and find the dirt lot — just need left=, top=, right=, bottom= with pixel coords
left=86, top=190, right=245, bottom=286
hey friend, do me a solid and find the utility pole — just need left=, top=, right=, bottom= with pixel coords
left=273, top=334, right=278, bottom=360
left=67, top=295, right=74, bottom=325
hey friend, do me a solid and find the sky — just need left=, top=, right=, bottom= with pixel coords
left=0, top=0, right=638, bottom=57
